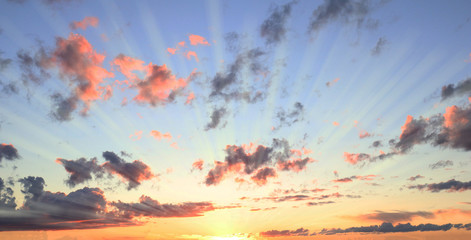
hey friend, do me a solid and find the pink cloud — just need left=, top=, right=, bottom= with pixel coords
left=70, top=16, right=99, bottom=30
left=111, top=54, right=146, bottom=81
left=344, top=152, right=370, bottom=165
left=150, top=130, right=172, bottom=140
left=189, top=34, right=210, bottom=46
left=167, top=48, right=177, bottom=55
left=192, top=159, right=204, bottom=171
left=129, top=130, right=143, bottom=141
left=185, top=51, right=199, bottom=62
left=333, top=121, right=340, bottom=126
left=185, top=92, right=195, bottom=105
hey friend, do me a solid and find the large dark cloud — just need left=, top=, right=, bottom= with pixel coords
left=0, top=143, right=20, bottom=163
left=260, top=1, right=295, bottom=44
left=102, top=151, right=155, bottom=190
left=0, top=177, right=217, bottom=231
left=274, top=102, right=304, bottom=129
left=409, top=179, right=471, bottom=192
left=440, top=77, right=471, bottom=101
left=318, top=222, right=457, bottom=235
left=204, top=139, right=315, bottom=186
left=260, top=227, right=309, bottom=237
left=56, top=157, right=104, bottom=187
left=308, top=0, right=377, bottom=34
left=429, top=160, right=453, bottom=169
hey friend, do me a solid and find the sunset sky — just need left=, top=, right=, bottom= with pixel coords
left=0, top=0, right=471, bottom=239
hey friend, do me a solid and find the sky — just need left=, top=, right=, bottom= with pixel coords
left=0, top=0, right=471, bottom=239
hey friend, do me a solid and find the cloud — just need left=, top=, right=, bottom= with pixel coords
left=344, top=152, right=371, bottom=165
left=1, top=177, right=217, bottom=231
left=192, top=159, right=204, bottom=171
left=260, top=1, right=295, bottom=44
left=318, top=222, right=456, bottom=235
left=251, top=167, right=277, bottom=186
left=332, top=175, right=379, bottom=183
left=185, top=51, right=199, bottom=62
left=49, top=93, right=79, bottom=121
left=188, top=34, right=210, bottom=46
left=69, top=16, right=99, bottom=30
left=205, top=107, right=227, bottom=130
left=0, top=143, right=20, bottom=163
left=16, top=46, right=51, bottom=86
left=354, top=211, right=434, bottom=223
left=150, top=130, right=172, bottom=140
left=185, top=92, right=195, bottom=104
left=110, top=195, right=215, bottom=218
left=325, top=78, right=339, bottom=87
left=55, top=157, right=104, bottom=187
left=308, top=0, right=377, bottom=34
left=204, top=139, right=314, bottom=186
left=111, top=54, right=146, bottom=81
left=408, top=175, right=424, bottom=181
left=102, top=151, right=155, bottom=190
left=306, top=201, right=335, bottom=206
left=429, top=160, right=453, bottom=169
left=274, top=102, right=304, bottom=129
left=0, top=51, right=12, bottom=72
left=371, top=37, right=388, bottom=56
left=441, top=77, right=471, bottom=101
left=260, top=228, right=309, bottom=237
left=371, top=140, right=382, bottom=148
left=409, top=179, right=471, bottom=192
left=0, top=177, right=17, bottom=210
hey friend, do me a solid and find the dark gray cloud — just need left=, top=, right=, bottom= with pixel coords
left=356, top=211, right=434, bottom=223
left=209, top=48, right=267, bottom=103
left=17, top=47, right=51, bottom=86
left=274, top=102, right=304, bottom=129
left=371, top=37, right=388, bottom=56
left=56, top=157, right=104, bottom=187
left=102, top=151, right=155, bottom=190
left=49, top=93, right=79, bottom=121
left=0, top=143, right=20, bottom=163
left=260, top=1, right=295, bottom=44
left=306, top=200, right=335, bottom=206
left=0, top=177, right=17, bottom=210
left=409, top=179, right=471, bottom=192
left=394, top=116, right=440, bottom=154
left=441, top=77, right=471, bottom=101
left=308, top=0, right=376, bottom=34
left=205, top=107, right=227, bottom=131
left=0, top=51, right=12, bottom=71
left=0, top=177, right=217, bottom=231
left=260, top=227, right=309, bottom=237
left=371, top=140, right=382, bottom=148
left=251, top=167, right=277, bottom=186
left=110, top=195, right=215, bottom=218
left=318, top=222, right=455, bottom=235
left=429, top=160, right=453, bottom=169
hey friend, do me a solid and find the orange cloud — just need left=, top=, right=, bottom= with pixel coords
left=333, top=121, right=340, bottom=126
left=189, top=34, right=210, bottom=46
left=150, top=130, right=172, bottom=140
left=359, top=130, right=372, bottom=139
left=185, top=51, right=199, bottom=62
left=444, top=105, right=469, bottom=128
left=192, top=159, right=204, bottom=171
left=178, top=41, right=185, bottom=47
left=185, top=92, right=195, bottom=104
left=344, top=152, right=370, bottom=165
left=167, top=48, right=177, bottom=55
left=111, top=54, right=146, bottom=81
left=70, top=16, right=99, bottom=30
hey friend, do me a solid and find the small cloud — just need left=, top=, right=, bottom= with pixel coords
left=189, top=34, right=210, bottom=46
left=69, top=16, right=99, bottom=30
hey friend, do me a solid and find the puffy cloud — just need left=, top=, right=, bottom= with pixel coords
left=437, top=105, right=471, bottom=150
left=318, top=222, right=455, bottom=235
left=111, top=54, right=146, bottom=81
left=260, top=227, right=309, bottom=237
left=18, top=176, right=46, bottom=202
left=204, top=139, right=315, bottom=186
left=440, top=77, right=471, bottom=101
left=102, top=151, right=155, bottom=190
left=0, top=143, right=20, bottom=163
left=344, top=152, right=371, bottom=165
left=188, top=34, right=210, bottom=46
left=429, top=160, right=453, bottom=169
left=251, top=167, right=277, bottom=186
left=110, top=195, right=215, bottom=218
left=308, top=0, right=380, bottom=34
left=69, top=16, right=99, bottom=30
left=55, top=157, right=104, bottom=187
left=409, top=179, right=471, bottom=192
left=354, top=211, right=434, bottom=223
left=260, top=1, right=295, bottom=44
left=371, top=37, right=388, bottom=56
